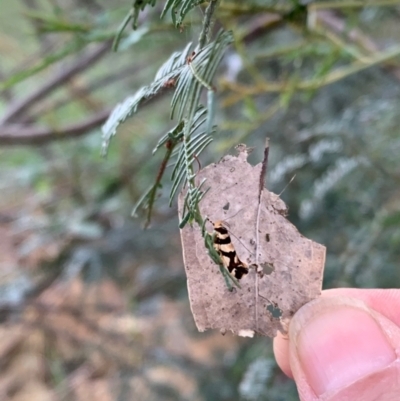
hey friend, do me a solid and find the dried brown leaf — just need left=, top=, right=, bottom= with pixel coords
left=178, top=146, right=326, bottom=337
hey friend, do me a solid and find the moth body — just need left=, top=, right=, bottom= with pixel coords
left=212, top=220, right=249, bottom=279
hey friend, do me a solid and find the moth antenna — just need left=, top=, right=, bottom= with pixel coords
left=208, top=218, right=229, bottom=228
left=277, top=174, right=296, bottom=197
left=223, top=226, right=255, bottom=256
left=217, top=223, right=293, bottom=270
left=223, top=208, right=244, bottom=222
left=212, top=219, right=295, bottom=271
left=209, top=206, right=244, bottom=225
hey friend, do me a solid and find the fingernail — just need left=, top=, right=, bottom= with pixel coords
left=291, top=297, right=396, bottom=396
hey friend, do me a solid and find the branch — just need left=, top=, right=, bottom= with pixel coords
left=21, top=64, right=146, bottom=123
left=0, top=42, right=111, bottom=125
left=0, top=89, right=169, bottom=146
left=0, top=109, right=110, bottom=146
left=317, top=10, right=400, bottom=81
left=317, top=10, right=378, bottom=53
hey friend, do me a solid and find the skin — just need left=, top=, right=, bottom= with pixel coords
left=273, top=288, right=400, bottom=401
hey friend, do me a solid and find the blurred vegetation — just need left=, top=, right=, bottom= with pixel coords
left=1, top=0, right=400, bottom=400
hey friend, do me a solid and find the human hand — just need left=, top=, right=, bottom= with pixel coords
left=273, top=289, right=400, bottom=401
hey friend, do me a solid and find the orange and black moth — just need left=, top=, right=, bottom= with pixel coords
left=212, top=221, right=249, bottom=279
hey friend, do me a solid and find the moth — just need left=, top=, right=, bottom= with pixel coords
left=212, top=220, right=249, bottom=279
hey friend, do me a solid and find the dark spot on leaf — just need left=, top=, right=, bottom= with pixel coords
left=265, top=233, right=270, bottom=242
left=267, top=304, right=283, bottom=318
left=223, top=202, right=230, bottom=210
left=260, top=262, right=274, bottom=275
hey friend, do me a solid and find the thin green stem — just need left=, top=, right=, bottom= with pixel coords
left=221, top=45, right=400, bottom=102
left=112, top=9, right=133, bottom=51
left=309, top=0, right=400, bottom=10
left=183, top=0, right=220, bottom=225
left=199, top=0, right=219, bottom=48
left=218, top=2, right=289, bottom=15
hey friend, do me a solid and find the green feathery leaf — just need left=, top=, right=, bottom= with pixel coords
left=132, top=106, right=213, bottom=225
left=169, top=30, right=232, bottom=223
left=101, top=42, right=193, bottom=154
left=161, top=0, right=206, bottom=26
left=113, top=0, right=157, bottom=50
left=171, top=30, right=233, bottom=122
left=169, top=107, right=213, bottom=205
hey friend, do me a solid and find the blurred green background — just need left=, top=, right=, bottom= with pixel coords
left=1, top=1, right=400, bottom=400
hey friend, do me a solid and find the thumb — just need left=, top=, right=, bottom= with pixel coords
left=281, top=296, right=400, bottom=401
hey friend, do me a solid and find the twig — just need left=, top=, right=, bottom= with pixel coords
left=259, top=138, right=270, bottom=201
left=221, top=45, right=400, bottom=97
left=255, top=139, right=269, bottom=332
left=317, top=10, right=378, bottom=53
left=20, top=64, right=141, bottom=123
left=309, top=0, right=400, bottom=10
left=0, top=42, right=111, bottom=124
left=144, top=138, right=179, bottom=228
left=0, top=109, right=110, bottom=145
